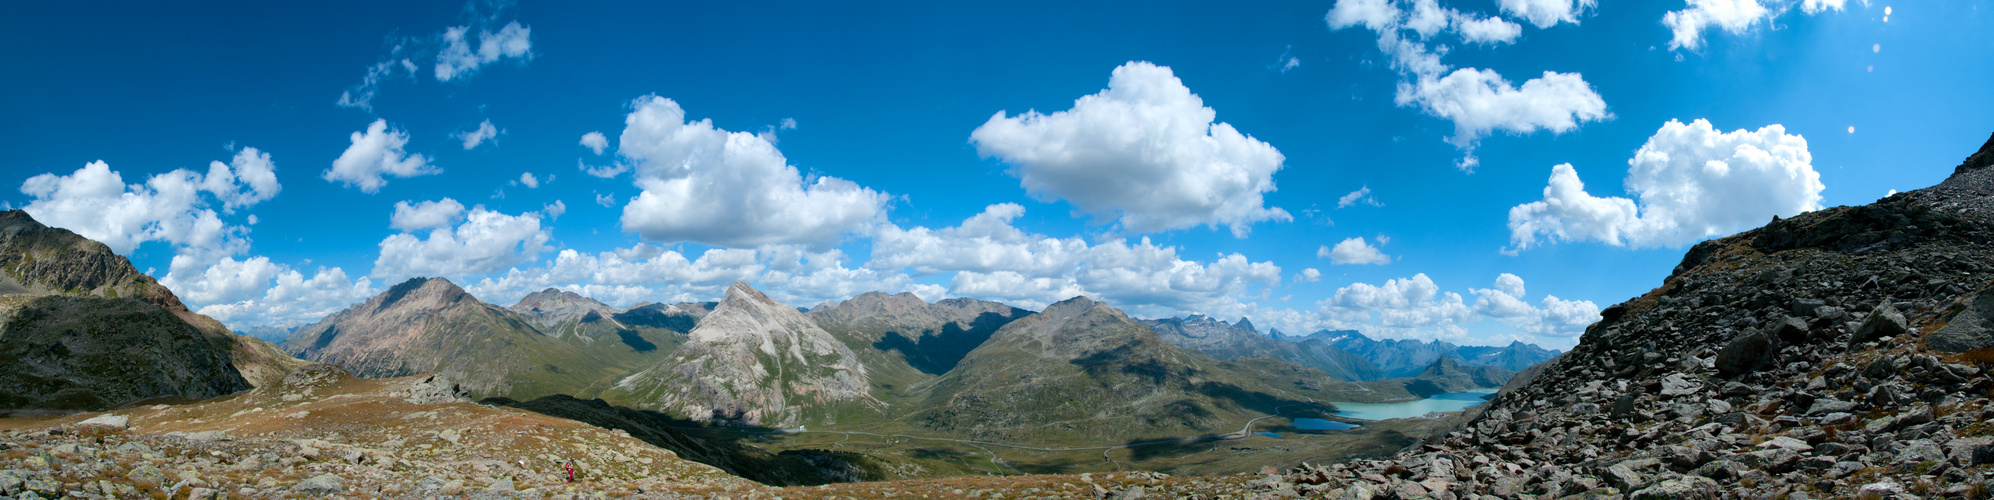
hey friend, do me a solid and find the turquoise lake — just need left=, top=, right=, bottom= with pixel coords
left=1326, top=389, right=1497, bottom=420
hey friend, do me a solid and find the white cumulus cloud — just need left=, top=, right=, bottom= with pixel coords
left=372, top=204, right=553, bottom=280
left=969, top=61, right=1291, bottom=237
left=389, top=198, right=467, bottom=232
left=1337, top=186, right=1382, bottom=208
left=1663, top=0, right=1773, bottom=50
left=195, top=266, right=379, bottom=329
left=1507, top=118, right=1823, bottom=251
left=1398, top=68, right=1607, bottom=168
left=1498, top=0, right=1597, bottom=28
left=20, top=150, right=281, bottom=255
left=1320, top=237, right=1391, bottom=265
left=1327, top=0, right=1608, bottom=170
left=324, top=120, right=437, bottom=193
left=1470, top=273, right=1599, bottom=336
left=615, top=95, right=890, bottom=249
left=870, top=204, right=1282, bottom=313
left=435, top=21, right=532, bottom=82
left=456, top=120, right=501, bottom=150
left=580, top=131, right=608, bottom=155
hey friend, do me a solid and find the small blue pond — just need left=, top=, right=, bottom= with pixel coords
left=1256, top=432, right=1283, bottom=438
left=1288, top=418, right=1360, bottom=430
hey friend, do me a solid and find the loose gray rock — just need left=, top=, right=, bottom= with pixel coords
left=1856, top=302, right=1912, bottom=346
left=1716, top=329, right=1779, bottom=377
left=76, top=414, right=128, bottom=429
left=293, top=474, right=343, bottom=495
left=1630, top=475, right=1719, bottom=500
left=1929, top=290, right=1994, bottom=351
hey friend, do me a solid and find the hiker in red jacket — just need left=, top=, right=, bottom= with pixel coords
left=564, top=460, right=576, bottom=482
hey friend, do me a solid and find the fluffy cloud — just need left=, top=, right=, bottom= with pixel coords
left=870, top=204, right=1283, bottom=313
left=20, top=150, right=280, bottom=255
left=459, top=243, right=939, bottom=309
left=1312, top=272, right=1596, bottom=340
left=1497, top=0, right=1597, bottom=28
left=518, top=172, right=540, bottom=188
left=456, top=120, right=501, bottom=150
left=372, top=203, right=553, bottom=280
left=1337, top=186, right=1381, bottom=208
left=464, top=245, right=765, bottom=307
left=202, top=148, right=282, bottom=211
left=1664, top=0, right=1845, bottom=50
left=1507, top=119, right=1822, bottom=251
left=1401, top=0, right=1524, bottom=43
left=1327, top=0, right=1607, bottom=169
left=195, top=267, right=379, bottom=329
left=1397, top=68, right=1607, bottom=161
left=1299, top=268, right=1323, bottom=283
left=759, top=247, right=937, bottom=306
left=389, top=198, right=467, bottom=232
left=580, top=132, right=608, bottom=155
left=324, top=120, right=437, bottom=193
left=1319, top=274, right=1474, bottom=335
left=435, top=21, right=532, bottom=81
left=161, top=255, right=284, bottom=305
left=1663, top=0, right=1773, bottom=50
left=615, top=96, right=890, bottom=249
left=870, top=203, right=1086, bottom=277
left=969, top=61, right=1291, bottom=237
left=1470, top=273, right=1600, bottom=336
left=1320, top=237, right=1391, bottom=265
left=1800, top=0, right=1846, bottom=14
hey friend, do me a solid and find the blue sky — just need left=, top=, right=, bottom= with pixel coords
left=4, top=0, right=1988, bottom=348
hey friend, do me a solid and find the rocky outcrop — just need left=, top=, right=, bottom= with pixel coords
left=603, top=282, right=876, bottom=428
left=1268, top=131, right=1994, bottom=499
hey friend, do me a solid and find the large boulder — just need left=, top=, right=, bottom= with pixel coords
left=1853, top=302, right=1910, bottom=345
left=1929, top=289, right=1994, bottom=352
left=1715, top=329, right=1780, bottom=378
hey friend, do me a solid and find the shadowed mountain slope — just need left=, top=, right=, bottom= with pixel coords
left=0, top=210, right=285, bottom=411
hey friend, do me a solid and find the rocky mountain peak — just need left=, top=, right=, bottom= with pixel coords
left=720, top=281, right=778, bottom=307
left=374, top=277, right=470, bottom=313
left=513, top=287, right=610, bottom=310
left=1234, top=317, right=1257, bottom=333
left=1039, top=295, right=1105, bottom=319
left=608, top=281, right=874, bottom=427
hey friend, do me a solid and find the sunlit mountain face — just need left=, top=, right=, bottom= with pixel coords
left=5, top=0, right=1984, bottom=352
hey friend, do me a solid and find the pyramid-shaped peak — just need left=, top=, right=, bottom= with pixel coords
left=721, top=281, right=786, bottom=308
left=1234, top=317, right=1257, bottom=333
left=377, top=277, right=468, bottom=311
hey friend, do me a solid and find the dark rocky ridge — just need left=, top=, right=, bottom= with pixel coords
left=1192, top=132, right=1994, bottom=498
left=0, top=210, right=272, bottom=411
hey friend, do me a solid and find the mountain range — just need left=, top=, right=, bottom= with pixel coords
left=1143, top=315, right=1559, bottom=382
